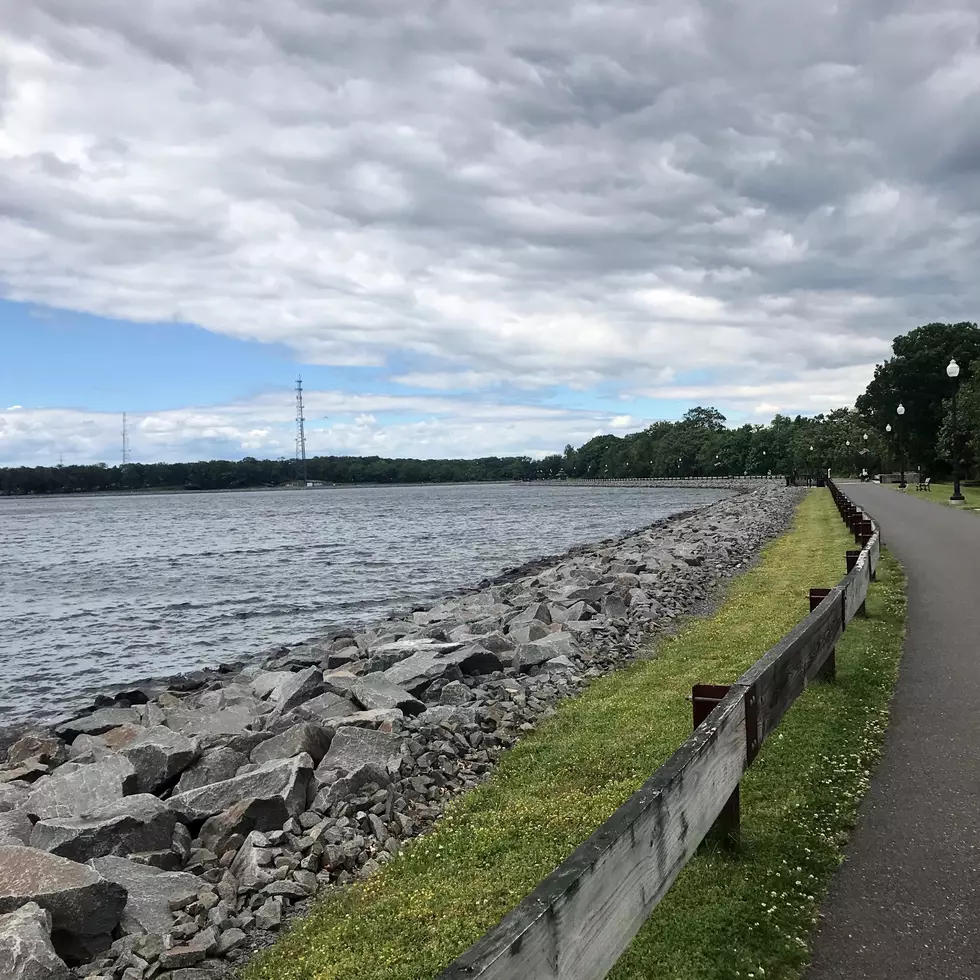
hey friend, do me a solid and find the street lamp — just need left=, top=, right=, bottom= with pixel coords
left=807, top=444, right=814, bottom=486
left=896, top=403, right=907, bottom=488
left=947, top=359, right=965, bottom=502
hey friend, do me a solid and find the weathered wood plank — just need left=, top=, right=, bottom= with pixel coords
left=735, top=589, right=843, bottom=749
left=868, top=530, right=881, bottom=576
left=438, top=691, right=748, bottom=980
left=842, top=558, right=870, bottom=624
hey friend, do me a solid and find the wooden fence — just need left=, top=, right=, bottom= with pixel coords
left=439, top=480, right=879, bottom=980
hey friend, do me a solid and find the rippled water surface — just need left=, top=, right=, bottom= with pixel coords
left=0, top=483, right=728, bottom=725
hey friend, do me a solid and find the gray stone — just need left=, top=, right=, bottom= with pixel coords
left=66, top=735, right=115, bottom=765
left=545, top=655, right=578, bottom=671
left=175, top=748, right=247, bottom=795
left=120, top=727, right=199, bottom=793
left=438, top=681, right=474, bottom=706
left=254, top=898, right=281, bottom=931
left=287, top=691, right=358, bottom=723
left=0, top=901, right=70, bottom=980
left=506, top=621, right=550, bottom=644
left=311, top=763, right=392, bottom=812
left=350, top=676, right=425, bottom=716
left=601, top=594, right=629, bottom=619
left=7, top=736, right=68, bottom=770
left=169, top=706, right=258, bottom=738
left=158, top=928, right=217, bottom=970
left=0, top=846, right=126, bottom=947
left=198, top=797, right=294, bottom=855
left=54, top=708, right=141, bottom=741
left=0, top=808, right=33, bottom=846
left=512, top=632, right=581, bottom=671
left=0, top=764, right=47, bottom=785
left=248, top=671, right=294, bottom=701
left=215, top=928, right=246, bottom=956
left=381, top=643, right=502, bottom=695
left=249, top=724, right=332, bottom=767
left=30, top=795, right=178, bottom=863
left=270, top=667, right=323, bottom=716
left=320, top=670, right=360, bottom=699
left=316, top=728, right=402, bottom=779
left=25, top=755, right=138, bottom=820
left=87, top=856, right=200, bottom=936
left=169, top=755, right=313, bottom=823
left=330, top=709, right=403, bottom=730
left=509, top=602, right=552, bottom=626
left=0, top=782, right=31, bottom=813
left=229, top=832, right=273, bottom=889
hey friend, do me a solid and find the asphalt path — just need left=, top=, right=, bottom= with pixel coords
left=806, top=484, right=980, bottom=979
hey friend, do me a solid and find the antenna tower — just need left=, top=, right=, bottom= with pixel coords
left=295, top=377, right=308, bottom=486
left=122, top=413, right=130, bottom=465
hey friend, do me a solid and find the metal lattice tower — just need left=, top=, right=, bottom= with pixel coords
left=122, top=413, right=130, bottom=466
left=295, top=377, right=308, bottom=486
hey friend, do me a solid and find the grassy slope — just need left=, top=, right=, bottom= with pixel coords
left=245, top=490, right=905, bottom=980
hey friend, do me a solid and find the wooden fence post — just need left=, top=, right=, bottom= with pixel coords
left=691, top=684, right=740, bottom=849
left=809, top=589, right=836, bottom=680
left=846, top=552, right=868, bottom=617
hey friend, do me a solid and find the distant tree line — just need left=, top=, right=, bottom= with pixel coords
left=3, top=322, right=978, bottom=496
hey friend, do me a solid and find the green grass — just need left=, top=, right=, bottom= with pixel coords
left=890, top=480, right=980, bottom=512
left=245, top=490, right=906, bottom=980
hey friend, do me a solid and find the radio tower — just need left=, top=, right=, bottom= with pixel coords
left=295, top=377, right=308, bottom=486
left=122, top=413, right=131, bottom=466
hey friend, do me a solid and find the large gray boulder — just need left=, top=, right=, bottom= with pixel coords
left=0, top=808, right=33, bottom=846
left=229, top=831, right=273, bottom=889
left=168, top=754, right=313, bottom=823
left=87, top=856, right=199, bottom=936
left=25, top=755, right=138, bottom=821
left=509, top=602, right=552, bottom=626
left=0, top=846, right=126, bottom=960
left=199, top=796, right=293, bottom=854
left=287, top=691, right=357, bottom=723
left=30, top=795, right=178, bottom=863
left=54, top=708, right=141, bottom=741
left=316, top=728, right=402, bottom=779
left=0, top=781, right=31, bottom=813
left=249, top=723, right=332, bottom=767
left=168, top=705, right=259, bottom=737
left=351, top=676, right=425, bottom=716
left=507, top=621, right=550, bottom=644
left=0, top=902, right=70, bottom=980
left=6, top=735, right=68, bottom=770
left=382, top=643, right=503, bottom=695
left=270, top=667, right=323, bottom=715
left=249, top=670, right=294, bottom=701
left=174, top=746, right=246, bottom=794
left=119, top=727, right=199, bottom=793
left=512, top=632, right=581, bottom=671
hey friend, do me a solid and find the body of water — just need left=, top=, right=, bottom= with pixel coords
left=0, top=483, right=728, bottom=726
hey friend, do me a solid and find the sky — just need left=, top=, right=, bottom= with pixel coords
left=2, top=0, right=979, bottom=466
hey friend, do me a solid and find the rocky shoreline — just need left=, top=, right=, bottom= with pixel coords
left=0, top=485, right=804, bottom=980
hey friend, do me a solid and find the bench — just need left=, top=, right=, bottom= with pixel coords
left=916, top=477, right=931, bottom=492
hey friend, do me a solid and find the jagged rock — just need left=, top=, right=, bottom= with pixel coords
left=249, top=671, right=294, bottom=701
left=87, top=856, right=199, bottom=936
left=475, top=631, right=516, bottom=654
left=229, top=832, right=273, bottom=889
left=175, top=748, right=246, bottom=795
left=286, top=692, right=357, bottom=723
left=30, top=795, right=178, bottom=863
left=0, top=808, right=33, bottom=846
left=438, top=681, right=474, bottom=706
left=120, top=727, right=199, bottom=793
left=545, top=655, right=578, bottom=672
left=316, top=728, right=402, bottom=779
left=0, top=781, right=32, bottom=813
left=350, top=676, right=425, bottom=716
left=54, top=708, right=141, bottom=741
left=67, top=735, right=115, bottom=764
left=506, top=621, right=550, bottom=644
left=199, top=797, right=294, bottom=855
left=254, top=898, right=281, bottom=931
left=25, top=756, right=138, bottom=821
left=100, top=725, right=143, bottom=751
left=512, top=632, right=581, bottom=671
left=0, top=902, right=70, bottom=980
left=168, top=755, right=313, bottom=823
left=509, top=602, right=552, bottom=626
left=330, top=709, right=403, bottom=730
left=0, top=846, right=126, bottom=960
left=0, top=764, right=48, bottom=785
left=215, top=927, right=246, bottom=956
left=601, top=594, right=629, bottom=619
left=7, top=736, right=69, bottom=770
left=169, top=706, right=258, bottom=738
left=320, top=670, right=360, bottom=698
left=270, top=667, right=323, bottom=716
left=158, top=927, right=217, bottom=969
left=381, top=643, right=502, bottom=695
left=249, top=724, right=332, bottom=767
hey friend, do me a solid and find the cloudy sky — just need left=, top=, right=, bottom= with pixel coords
left=2, top=0, right=978, bottom=466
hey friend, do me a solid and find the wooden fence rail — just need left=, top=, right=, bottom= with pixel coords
left=440, top=480, right=879, bottom=980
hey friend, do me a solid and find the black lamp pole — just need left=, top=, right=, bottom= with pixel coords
left=948, top=359, right=965, bottom=502
left=897, top=404, right=907, bottom=489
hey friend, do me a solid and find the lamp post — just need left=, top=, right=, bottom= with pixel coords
left=947, top=359, right=965, bottom=502
left=807, top=444, right=814, bottom=486
left=845, top=439, right=851, bottom=478
left=885, top=423, right=892, bottom=477
left=896, top=404, right=906, bottom=489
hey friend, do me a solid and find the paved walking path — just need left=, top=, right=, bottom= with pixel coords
left=806, top=485, right=980, bottom=979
